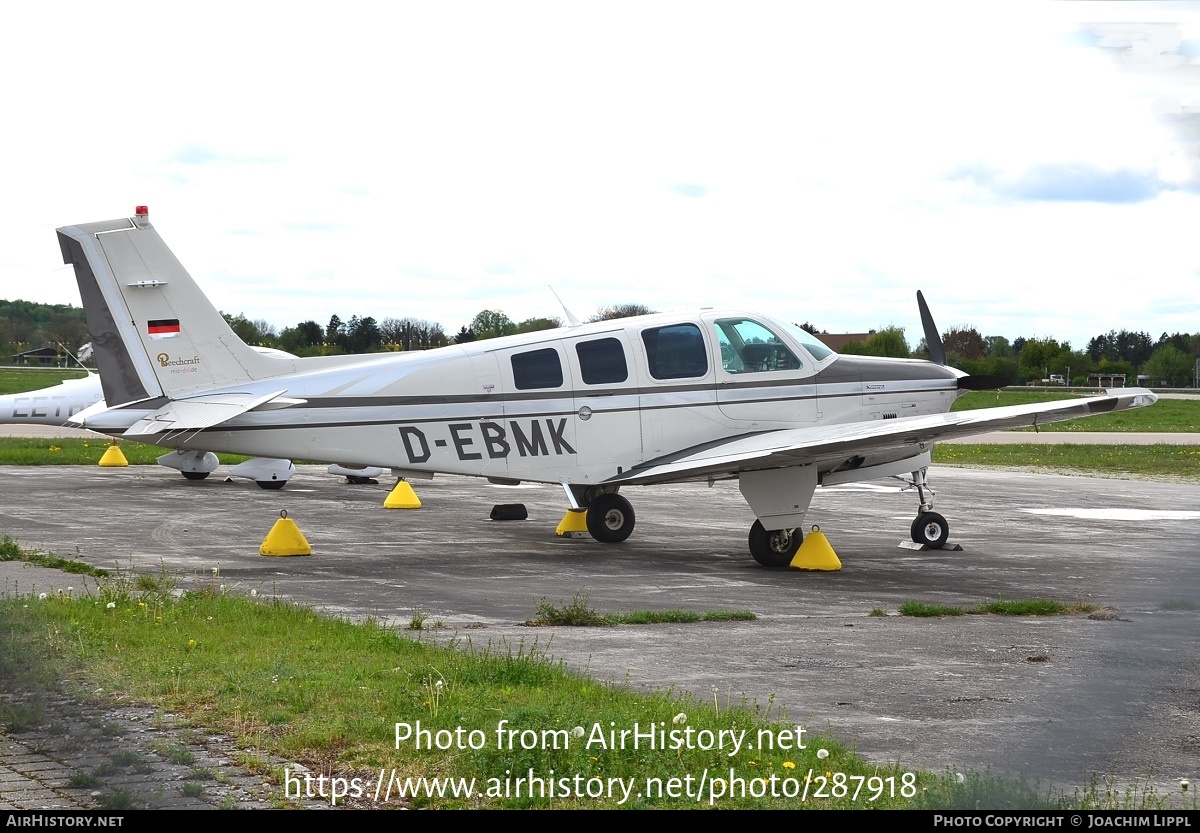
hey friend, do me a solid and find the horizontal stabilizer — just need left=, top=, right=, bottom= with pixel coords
left=122, top=390, right=294, bottom=436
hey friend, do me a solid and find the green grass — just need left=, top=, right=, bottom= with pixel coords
left=971, top=599, right=1094, bottom=616
left=97, top=788, right=138, bottom=811
left=0, top=368, right=88, bottom=395
left=0, top=579, right=902, bottom=809
left=694, top=610, right=757, bottom=623
left=529, top=590, right=608, bottom=626
left=933, top=443, right=1200, bottom=480
left=0, top=437, right=163, bottom=465
left=898, top=601, right=965, bottom=617
left=181, top=781, right=207, bottom=798
left=0, top=535, right=108, bottom=577
left=2, top=568, right=1193, bottom=809
left=527, top=591, right=756, bottom=627
left=0, top=437, right=255, bottom=467
left=952, top=390, right=1079, bottom=410
left=952, top=390, right=1199, bottom=432
left=606, top=609, right=757, bottom=625
left=67, top=772, right=104, bottom=789
left=152, top=740, right=197, bottom=765
left=110, top=750, right=144, bottom=768
left=900, top=598, right=1095, bottom=618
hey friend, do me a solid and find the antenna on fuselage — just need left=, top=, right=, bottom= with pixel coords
left=58, top=342, right=95, bottom=374
left=549, top=287, right=582, bottom=327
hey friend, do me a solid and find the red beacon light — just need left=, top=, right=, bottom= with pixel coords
left=133, top=205, right=150, bottom=228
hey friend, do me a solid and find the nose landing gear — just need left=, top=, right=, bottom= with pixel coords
left=899, top=466, right=950, bottom=550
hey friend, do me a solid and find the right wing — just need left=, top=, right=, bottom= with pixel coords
left=606, top=388, right=1157, bottom=485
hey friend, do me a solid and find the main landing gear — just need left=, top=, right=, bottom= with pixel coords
left=747, top=521, right=802, bottom=567
left=585, top=493, right=636, bottom=543
left=901, top=466, right=950, bottom=549
left=564, top=485, right=638, bottom=544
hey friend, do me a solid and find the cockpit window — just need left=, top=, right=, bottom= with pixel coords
left=713, top=318, right=803, bottom=374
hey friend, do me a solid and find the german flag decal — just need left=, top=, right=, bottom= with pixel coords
left=147, top=319, right=181, bottom=339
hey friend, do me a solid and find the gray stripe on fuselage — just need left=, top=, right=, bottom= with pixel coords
left=140, top=382, right=957, bottom=437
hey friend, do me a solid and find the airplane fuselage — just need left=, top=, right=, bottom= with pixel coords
left=83, top=311, right=961, bottom=486
left=57, top=209, right=1156, bottom=561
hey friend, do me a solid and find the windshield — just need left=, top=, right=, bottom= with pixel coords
left=772, top=319, right=835, bottom=362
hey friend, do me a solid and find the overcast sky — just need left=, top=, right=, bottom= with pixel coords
left=2, top=1, right=1197, bottom=351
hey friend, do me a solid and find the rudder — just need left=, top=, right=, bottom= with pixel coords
left=58, top=208, right=287, bottom=405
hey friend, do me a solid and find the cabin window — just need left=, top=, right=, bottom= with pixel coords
left=511, top=348, right=563, bottom=389
left=641, top=324, right=708, bottom=380
left=575, top=338, right=628, bottom=384
left=713, top=318, right=803, bottom=373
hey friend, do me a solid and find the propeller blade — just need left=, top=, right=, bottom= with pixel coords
left=917, top=290, right=947, bottom=366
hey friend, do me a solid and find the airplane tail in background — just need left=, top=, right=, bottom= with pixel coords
left=57, top=207, right=291, bottom=408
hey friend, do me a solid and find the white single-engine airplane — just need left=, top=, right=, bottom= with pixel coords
left=57, top=207, right=1156, bottom=565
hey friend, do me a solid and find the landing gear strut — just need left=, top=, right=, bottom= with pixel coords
left=747, top=520, right=802, bottom=567
left=900, top=466, right=950, bottom=549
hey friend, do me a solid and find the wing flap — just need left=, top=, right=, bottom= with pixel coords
left=122, top=389, right=293, bottom=436
left=608, top=388, right=1157, bottom=485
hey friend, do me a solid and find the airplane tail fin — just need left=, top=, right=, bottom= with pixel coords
left=57, top=208, right=289, bottom=407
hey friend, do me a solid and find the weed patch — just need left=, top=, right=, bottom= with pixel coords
left=67, top=772, right=103, bottom=789
left=181, top=782, right=207, bottom=798
left=528, top=591, right=755, bottom=627
left=971, top=599, right=1094, bottom=616
left=528, top=590, right=608, bottom=626
left=900, top=598, right=1097, bottom=618
left=97, top=789, right=138, bottom=811
left=0, top=535, right=107, bottom=577
left=899, top=601, right=965, bottom=617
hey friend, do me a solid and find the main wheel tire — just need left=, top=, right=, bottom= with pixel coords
left=911, top=512, right=949, bottom=549
left=585, top=493, right=635, bottom=543
left=256, top=480, right=287, bottom=490
left=748, top=520, right=803, bottom=567
left=181, top=471, right=210, bottom=481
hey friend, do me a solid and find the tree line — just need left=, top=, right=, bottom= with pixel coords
left=832, top=325, right=1198, bottom=386
left=221, top=304, right=655, bottom=356
left=2, top=298, right=1195, bottom=385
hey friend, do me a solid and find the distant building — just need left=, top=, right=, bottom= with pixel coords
left=9, top=347, right=62, bottom=366
left=1087, top=373, right=1126, bottom=388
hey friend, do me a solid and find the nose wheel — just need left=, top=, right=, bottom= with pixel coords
left=911, top=512, right=949, bottom=549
